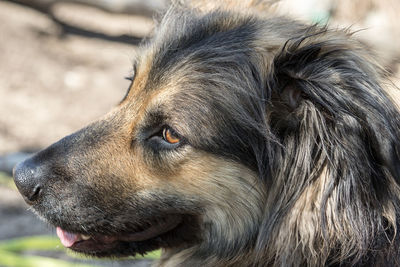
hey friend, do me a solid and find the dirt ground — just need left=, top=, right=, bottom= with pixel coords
left=0, top=0, right=399, bottom=266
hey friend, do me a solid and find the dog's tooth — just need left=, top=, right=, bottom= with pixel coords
left=81, top=234, right=91, bottom=240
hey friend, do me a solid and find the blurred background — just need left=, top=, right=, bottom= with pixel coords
left=0, top=0, right=399, bottom=266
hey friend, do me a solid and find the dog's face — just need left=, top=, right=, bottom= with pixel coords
left=13, top=6, right=270, bottom=260
left=12, top=1, right=400, bottom=266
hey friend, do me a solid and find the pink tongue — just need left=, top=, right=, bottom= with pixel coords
left=56, top=227, right=81, bottom=247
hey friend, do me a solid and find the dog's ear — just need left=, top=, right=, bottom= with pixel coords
left=268, top=29, right=400, bottom=182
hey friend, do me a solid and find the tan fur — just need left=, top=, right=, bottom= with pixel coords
left=157, top=154, right=265, bottom=266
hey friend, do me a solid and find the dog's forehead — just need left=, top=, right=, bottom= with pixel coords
left=120, top=10, right=263, bottom=116
left=136, top=10, right=259, bottom=91
left=119, top=8, right=306, bottom=138
left=118, top=10, right=283, bottom=136
left=130, top=9, right=302, bottom=96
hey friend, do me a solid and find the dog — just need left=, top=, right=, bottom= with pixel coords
left=13, top=0, right=400, bottom=266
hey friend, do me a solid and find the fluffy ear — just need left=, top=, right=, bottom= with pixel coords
left=257, top=27, right=400, bottom=265
left=269, top=28, right=400, bottom=183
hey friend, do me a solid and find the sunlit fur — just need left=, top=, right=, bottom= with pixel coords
left=14, top=1, right=400, bottom=266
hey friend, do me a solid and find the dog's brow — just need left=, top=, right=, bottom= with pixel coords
left=140, top=108, right=166, bottom=130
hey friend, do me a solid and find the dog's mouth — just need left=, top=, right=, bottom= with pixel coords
left=55, top=215, right=184, bottom=255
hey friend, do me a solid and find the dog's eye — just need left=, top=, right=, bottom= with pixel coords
left=162, top=128, right=180, bottom=144
left=146, top=126, right=183, bottom=151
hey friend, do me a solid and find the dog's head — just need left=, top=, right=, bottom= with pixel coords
left=13, top=1, right=400, bottom=266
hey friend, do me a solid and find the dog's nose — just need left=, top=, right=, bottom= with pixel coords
left=13, top=158, right=44, bottom=204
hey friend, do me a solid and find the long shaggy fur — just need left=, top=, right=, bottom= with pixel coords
left=13, top=1, right=400, bottom=266
left=153, top=2, right=400, bottom=266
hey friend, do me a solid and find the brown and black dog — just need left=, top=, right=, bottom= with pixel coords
left=13, top=1, right=400, bottom=266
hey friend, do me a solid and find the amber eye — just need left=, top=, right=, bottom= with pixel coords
left=162, top=128, right=180, bottom=144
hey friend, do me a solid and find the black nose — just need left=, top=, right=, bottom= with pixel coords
left=13, top=158, right=44, bottom=204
